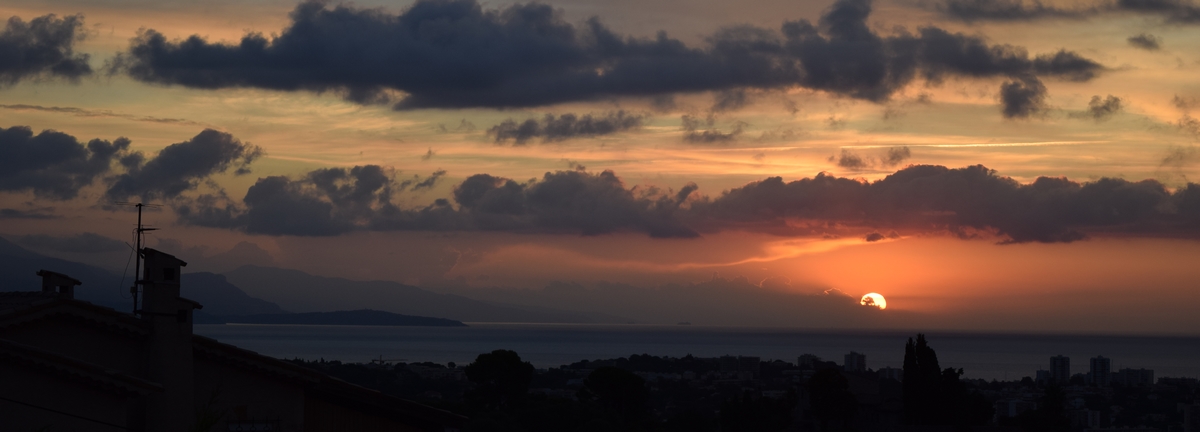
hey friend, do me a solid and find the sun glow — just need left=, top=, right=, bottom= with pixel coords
left=860, top=292, right=887, bottom=309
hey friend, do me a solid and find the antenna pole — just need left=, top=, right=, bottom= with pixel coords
left=132, top=203, right=142, bottom=315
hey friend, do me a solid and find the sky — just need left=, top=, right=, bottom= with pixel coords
left=2, top=0, right=1200, bottom=333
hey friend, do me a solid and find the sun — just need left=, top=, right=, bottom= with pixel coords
left=860, top=293, right=887, bottom=310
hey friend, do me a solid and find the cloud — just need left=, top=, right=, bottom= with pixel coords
left=691, top=164, right=1200, bottom=243
left=178, top=163, right=1200, bottom=244
left=0, top=104, right=208, bottom=127
left=935, top=0, right=1095, bottom=21
left=113, top=0, right=1102, bottom=117
left=488, top=111, right=644, bottom=144
left=1083, top=95, right=1123, bottom=121
left=830, top=146, right=912, bottom=170
left=0, top=14, right=92, bottom=86
left=0, top=207, right=57, bottom=219
left=682, top=114, right=742, bottom=144
left=864, top=232, right=886, bottom=242
left=999, top=75, right=1047, bottom=118
left=105, top=129, right=263, bottom=201
left=1127, top=33, right=1162, bottom=50
left=179, top=166, right=699, bottom=238
left=0, top=125, right=131, bottom=199
left=932, top=0, right=1200, bottom=23
left=13, top=232, right=127, bottom=253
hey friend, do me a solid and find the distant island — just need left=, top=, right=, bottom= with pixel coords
left=206, top=309, right=467, bottom=327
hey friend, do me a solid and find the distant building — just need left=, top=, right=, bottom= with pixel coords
left=1050, top=355, right=1071, bottom=384
left=798, top=354, right=821, bottom=368
left=1112, top=368, right=1154, bottom=387
left=1089, top=356, right=1111, bottom=387
left=1036, top=370, right=1052, bottom=385
left=844, top=351, right=866, bottom=373
left=0, top=250, right=465, bottom=432
left=994, top=399, right=1038, bottom=419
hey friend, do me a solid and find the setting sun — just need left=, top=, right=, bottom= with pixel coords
left=861, top=293, right=887, bottom=310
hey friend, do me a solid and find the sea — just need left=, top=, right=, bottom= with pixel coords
left=194, top=323, right=1200, bottom=382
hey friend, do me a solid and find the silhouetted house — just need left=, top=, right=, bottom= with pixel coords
left=0, top=248, right=465, bottom=432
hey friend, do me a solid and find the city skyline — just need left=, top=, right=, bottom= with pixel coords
left=3, top=0, right=1200, bottom=333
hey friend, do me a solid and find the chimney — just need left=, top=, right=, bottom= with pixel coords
left=140, top=248, right=199, bottom=432
left=36, top=270, right=80, bottom=299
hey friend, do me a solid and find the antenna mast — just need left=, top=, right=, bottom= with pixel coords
left=117, top=202, right=158, bottom=315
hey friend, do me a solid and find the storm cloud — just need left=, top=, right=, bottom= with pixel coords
left=1, top=14, right=92, bottom=85
left=114, top=0, right=1102, bottom=116
left=0, top=125, right=130, bottom=199
left=488, top=111, right=644, bottom=144
left=105, top=129, right=263, bottom=202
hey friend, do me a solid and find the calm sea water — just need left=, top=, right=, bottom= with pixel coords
left=194, top=323, right=1200, bottom=381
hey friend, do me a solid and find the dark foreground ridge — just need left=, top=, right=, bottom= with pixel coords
left=214, top=309, right=467, bottom=327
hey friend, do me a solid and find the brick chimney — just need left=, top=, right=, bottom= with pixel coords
left=36, top=270, right=80, bottom=299
left=140, top=248, right=200, bottom=432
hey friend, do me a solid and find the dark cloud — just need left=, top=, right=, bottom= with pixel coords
left=884, top=146, right=912, bottom=166
left=682, top=114, right=742, bottom=143
left=690, top=164, right=1200, bottom=243
left=488, top=111, right=644, bottom=144
left=999, top=75, right=1047, bottom=118
left=179, top=166, right=698, bottom=238
left=1083, top=95, right=1123, bottom=121
left=829, top=146, right=911, bottom=170
left=0, top=14, right=92, bottom=85
left=114, top=0, right=1102, bottom=116
left=421, top=148, right=436, bottom=161
left=864, top=232, right=886, bottom=241
left=0, top=125, right=131, bottom=199
left=934, top=0, right=1200, bottom=23
left=14, top=232, right=126, bottom=253
left=105, top=129, right=263, bottom=201
left=836, top=149, right=869, bottom=169
left=1127, top=33, right=1162, bottom=50
left=1116, top=0, right=1200, bottom=23
left=179, top=163, right=1200, bottom=243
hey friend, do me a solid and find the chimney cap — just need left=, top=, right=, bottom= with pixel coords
left=36, top=270, right=82, bottom=286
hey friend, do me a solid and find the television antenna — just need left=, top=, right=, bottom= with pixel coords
left=114, top=202, right=161, bottom=315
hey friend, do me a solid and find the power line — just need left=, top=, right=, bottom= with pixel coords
left=0, top=395, right=130, bottom=430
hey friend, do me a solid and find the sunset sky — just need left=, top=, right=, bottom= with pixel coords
left=3, top=0, right=1200, bottom=333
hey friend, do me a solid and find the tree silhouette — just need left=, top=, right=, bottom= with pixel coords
left=902, top=333, right=993, bottom=427
left=465, top=349, right=534, bottom=410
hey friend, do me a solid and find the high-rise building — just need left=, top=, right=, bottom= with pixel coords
left=1113, top=368, right=1155, bottom=387
left=844, top=351, right=866, bottom=373
left=1089, top=356, right=1111, bottom=387
left=1050, top=355, right=1070, bottom=384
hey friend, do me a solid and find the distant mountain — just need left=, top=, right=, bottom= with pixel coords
left=0, top=237, right=285, bottom=316
left=0, top=237, right=130, bottom=309
left=218, top=310, right=466, bottom=327
left=222, top=265, right=624, bottom=323
left=181, top=272, right=288, bottom=316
